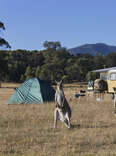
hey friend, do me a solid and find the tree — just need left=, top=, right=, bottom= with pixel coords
left=35, top=66, right=41, bottom=78
left=24, top=66, right=35, bottom=80
left=105, top=52, right=116, bottom=67
left=86, top=72, right=99, bottom=81
left=65, top=64, right=81, bottom=82
left=43, top=41, right=61, bottom=50
left=0, top=21, right=11, bottom=48
left=93, top=54, right=105, bottom=69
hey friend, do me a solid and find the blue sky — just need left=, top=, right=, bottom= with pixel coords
left=0, top=0, right=116, bottom=50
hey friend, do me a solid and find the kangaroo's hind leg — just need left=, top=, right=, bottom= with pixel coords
left=59, top=110, right=71, bottom=129
left=54, top=108, right=59, bottom=128
left=65, top=112, right=71, bottom=129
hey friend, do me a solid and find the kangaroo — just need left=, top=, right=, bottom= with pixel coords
left=54, top=80, right=72, bottom=129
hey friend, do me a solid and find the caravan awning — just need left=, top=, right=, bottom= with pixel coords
left=92, top=67, right=116, bottom=73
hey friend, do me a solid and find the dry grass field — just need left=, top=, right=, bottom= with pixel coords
left=0, top=83, right=116, bottom=156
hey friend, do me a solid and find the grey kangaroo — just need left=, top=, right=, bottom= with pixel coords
left=54, top=80, right=72, bottom=128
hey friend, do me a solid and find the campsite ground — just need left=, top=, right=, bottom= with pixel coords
left=0, top=83, right=116, bottom=156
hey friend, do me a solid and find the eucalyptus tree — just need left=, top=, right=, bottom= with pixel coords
left=105, top=52, right=116, bottom=67
left=43, top=41, right=61, bottom=50
left=0, top=21, right=11, bottom=48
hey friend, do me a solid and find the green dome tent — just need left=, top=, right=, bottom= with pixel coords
left=7, top=78, right=55, bottom=104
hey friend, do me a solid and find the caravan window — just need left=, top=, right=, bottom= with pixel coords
left=110, top=73, right=116, bottom=80
left=101, top=74, right=107, bottom=80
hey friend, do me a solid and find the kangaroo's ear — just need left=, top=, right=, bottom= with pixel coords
left=55, top=80, right=58, bottom=84
left=60, top=80, right=63, bottom=84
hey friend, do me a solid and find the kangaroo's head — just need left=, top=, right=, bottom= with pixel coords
left=55, top=80, right=63, bottom=90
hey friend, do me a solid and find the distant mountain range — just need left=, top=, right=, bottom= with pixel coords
left=68, top=43, right=116, bottom=56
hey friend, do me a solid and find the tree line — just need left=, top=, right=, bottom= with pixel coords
left=0, top=44, right=116, bottom=83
